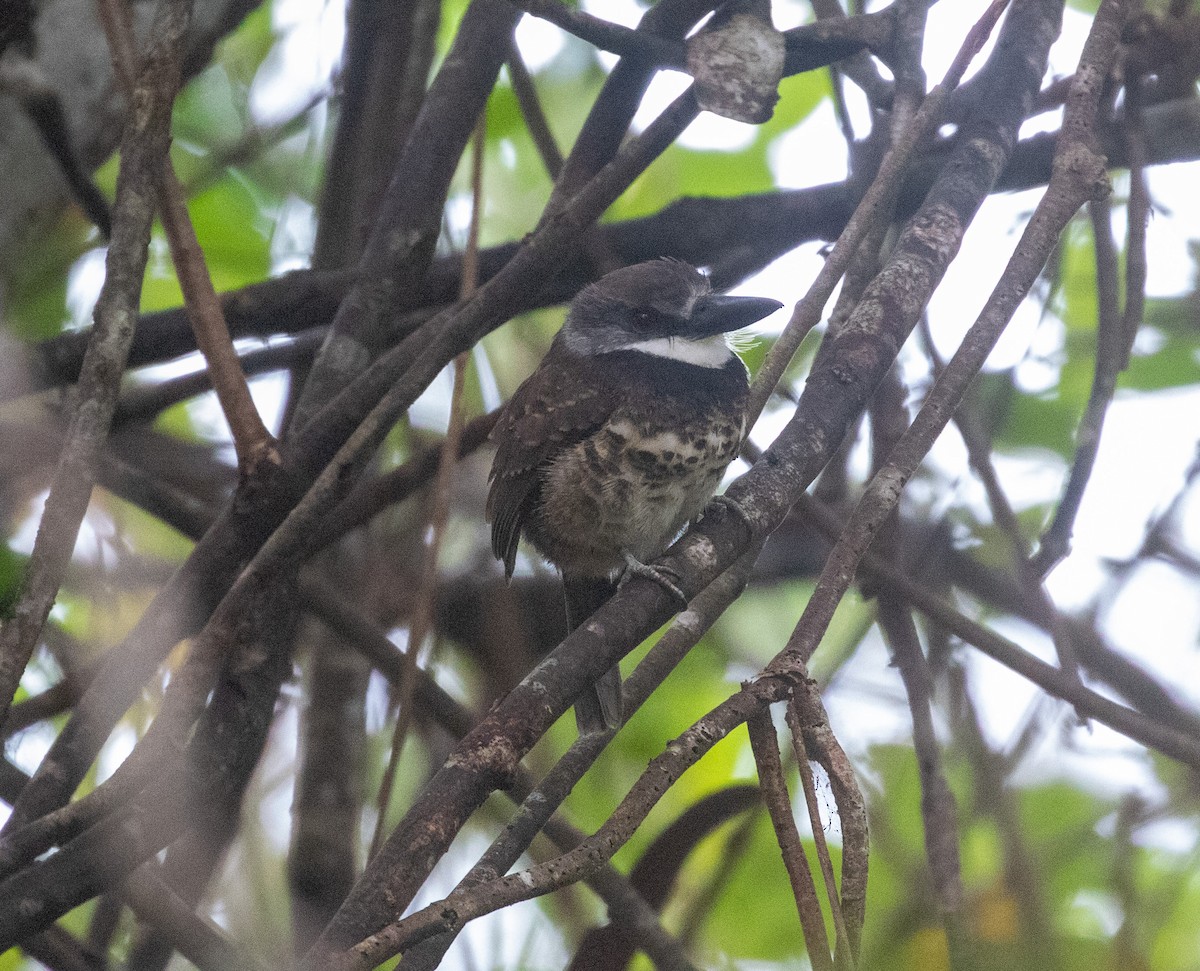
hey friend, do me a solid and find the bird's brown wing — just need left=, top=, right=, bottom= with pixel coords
left=487, top=347, right=619, bottom=578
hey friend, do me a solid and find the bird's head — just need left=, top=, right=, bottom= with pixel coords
left=559, top=259, right=782, bottom=366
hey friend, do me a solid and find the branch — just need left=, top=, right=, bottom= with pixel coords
left=397, top=549, right=761, bottom=971
left=769, top=0, right=1115, bottom=676
left=307, top=1, right=1063, bottom=953
left=876, top=601, right=966, bottom=940
left=290, top=0, right=517, bottom=428
left=123, top=869, right=269, bottom=971
left=799, top=494, right=1200, bottom=769
left=746, top=0, right=1011, bottom=427
left=154, top=163, right=279, bottom=473
left=17, top=91, right=1200, bottom=404
left=747, top=710, right=833, bottom=971
left=344, top=681, right=786, bottom=967
left=1032, top=69, right=1148, bottom=575
left=310, top=0, right=440, bottom=271
left=567, top=786, right=760, bottom=971
left=785, top=684, right=868, bottom=961
left=508, top=0, right=687, bottom=65
left=304, top=582, right=704, bottom=971
left=0, top=0, right=190, bottom=731
left=0, top=576, right=297, bottom=946
left=0, top=58, right=112, bottom=236
left=370, top=114, right=485, bottom=856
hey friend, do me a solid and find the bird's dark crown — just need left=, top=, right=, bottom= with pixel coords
left=558, top=259, right=782, bottom=360
left=560, top=259, right=709, bottom=356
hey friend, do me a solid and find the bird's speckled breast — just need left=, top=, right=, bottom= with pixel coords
left=530, top=401, right=746, bottom=578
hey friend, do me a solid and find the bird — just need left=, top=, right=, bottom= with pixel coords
left=487, top=259, right=782, bottom=733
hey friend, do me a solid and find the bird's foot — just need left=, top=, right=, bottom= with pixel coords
left=698, top=494, right=754, bottom=535
left=620, top=553, right=688, bottom=608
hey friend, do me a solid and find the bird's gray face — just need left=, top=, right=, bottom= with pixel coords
left=559, top=259, right=782, bottom=362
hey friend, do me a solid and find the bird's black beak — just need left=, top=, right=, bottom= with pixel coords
left=689, top=294, right=784, bottom=337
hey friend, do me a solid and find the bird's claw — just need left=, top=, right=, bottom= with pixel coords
left=621, top=554, right=689, bottom=608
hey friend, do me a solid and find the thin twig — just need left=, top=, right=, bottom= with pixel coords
left=0, top=0, right=191, bottom=732
left=345, top=681, right=787, bottom=967
left=370, top=114, right=486, bottom=858
left=506, top=42, right=564, bottom=179
left=98, top=0, right=278, bottom=474
left=798, top=494, right=1200, bottom=769
left=508, top=0, right=687, bottom=67
left=745, top=0, right=1012, bottom=428
left=1033, top=62, right=1148, bottom=575
left=747, top=709, right=834, bottom=971
left=769, top=0, right=1118, bottom=679
left=786, top=709, right=854, bottom=970
left=305, top=579, right=713, bottom=971
left=786, top=676, right=868, bottom=961
left=919, top=324, right=1086, bottom=701
left=562, top=785, right=754, bottom=968
left=155, top=168, right=280, bottom=471
left=1120, top=76, right=1150, bottom=363
left=876, top=602, right=967, bottom=950
left=389, top=548, right=762, bottom=971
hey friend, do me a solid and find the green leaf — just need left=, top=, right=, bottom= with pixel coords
left=0, top=546, right=29, bottom=619
left=703, top=811, right=811, bottom=960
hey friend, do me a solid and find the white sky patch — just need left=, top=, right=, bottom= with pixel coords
left=409, top=360, right=458, bottom=433
left=925, top=188, right=1046, bottom=370
left=1067, top=386, right=1200, bottom=561
left=681, top=110, right=758, bottom=151
left=1179, top=487, right=1200, bottom=555
left=65, top=246, right=108, bottom=331
left=630, top=68, right=693, bottom=133
left=514, top=14, right=565, bottom=71
left=734, top=245, right=828, bottom=330
left=1134, top=817, right=1200, bottom=854
left=97, top=724, right=138, bottom=784
left=256, top=701, right=299, bottom=855
left=250, top=0, right=346, bottom=125
left=581, top=0, right=643, bottom=31
left=635, top=72, right=766, bottom=151
left=1142, top=161, right=1200, bottom=296
left=1047, top=6, right=1092, bottom=79
left=1104, top=561, right=1200, bottom=695
left=921, top=0, right=1003, bottom=87
left=269, top=194, right=317, bottom=275
left=769, top=101, right=850, bottom=188
left=1019, top=105, right=1065, bottom=139
left=9, top=490, right=106, bottom=564
left=921, top=0, right=1091, bottom=90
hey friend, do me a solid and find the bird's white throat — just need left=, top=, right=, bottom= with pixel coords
left=625, top=334, right=734, bottom=369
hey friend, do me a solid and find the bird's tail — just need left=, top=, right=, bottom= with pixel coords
left=563, top=573, right=622, bottom=734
